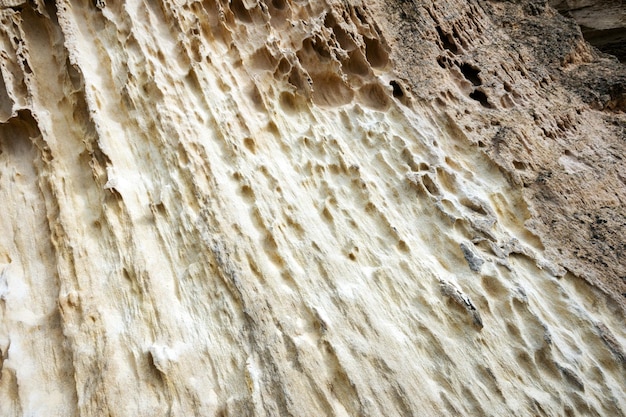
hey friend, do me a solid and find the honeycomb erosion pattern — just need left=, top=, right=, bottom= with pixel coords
left=0, top=1, right=624, bottom=416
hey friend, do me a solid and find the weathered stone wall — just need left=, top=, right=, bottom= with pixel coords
left=0, top=1, right=624, bottom=416
left=381, top=0, right=626, bottom=312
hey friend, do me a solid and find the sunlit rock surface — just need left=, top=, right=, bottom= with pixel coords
left=0, top=1, right=624, bottom=416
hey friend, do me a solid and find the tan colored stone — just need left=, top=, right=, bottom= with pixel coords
left=0, top=1, right=624, bottom=416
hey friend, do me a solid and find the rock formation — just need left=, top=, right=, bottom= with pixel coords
left=550, top=0, right=626, bottom=61
left=0, top=0, right=624, bottom=416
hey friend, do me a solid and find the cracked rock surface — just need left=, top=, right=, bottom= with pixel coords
left=0, top=1, right=624, bottom=416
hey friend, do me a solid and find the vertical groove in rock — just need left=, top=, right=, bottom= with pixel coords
left=0, top=1, right=624, bottom=416
left=0, top=109, right=78, bottom=416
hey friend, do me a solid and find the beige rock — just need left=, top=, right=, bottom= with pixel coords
left=0, top=1, right=624, bottom=416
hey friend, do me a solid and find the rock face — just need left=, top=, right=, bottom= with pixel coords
left=550, top=0, right=626, bottom=61
left=0, top=1, right=624, bottom=416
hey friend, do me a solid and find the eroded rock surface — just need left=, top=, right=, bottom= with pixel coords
left=0, top=1, right=624, bottom=416
left=550, top=0, right=626, bottom=61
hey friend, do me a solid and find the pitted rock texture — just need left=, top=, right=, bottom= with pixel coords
left=382, top=0, right=626, bottom=308
left=0, top=1, right=624, bottom=416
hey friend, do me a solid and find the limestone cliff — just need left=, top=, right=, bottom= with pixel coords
left=0, top=1, right=624, bottom=416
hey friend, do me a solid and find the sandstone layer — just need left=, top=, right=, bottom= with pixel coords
left=0, top=1, right=624, bottom=416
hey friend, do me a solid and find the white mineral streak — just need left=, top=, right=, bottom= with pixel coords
left=0, top=1, right=623, bottom=416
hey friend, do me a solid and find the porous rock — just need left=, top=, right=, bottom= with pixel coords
left=0, top=1, right=624, bottom=416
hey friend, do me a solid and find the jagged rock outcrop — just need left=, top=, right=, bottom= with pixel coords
left=550, top=0, right=626, bottom=61
left=0, top=1, right=624, bottom=416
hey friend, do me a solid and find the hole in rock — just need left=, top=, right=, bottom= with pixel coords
left=248, top=84, right=265, bottom=111
left=436, top=167, right=457, bottom=193
left=243, top=138, right=256, bottom=153
left=230, top=0, right=252, bottom=23
left=500, top=94, right=515, bottom=109
left=302, top=37, right=331, bottom=60
left=287, top=67, right=311, bottom=93
left=240, top=184, right=254, bottom=202
left=279, top=92, right=302, bottom=113
left=276, top=57, right=291, bottom=75
left=441, top=199, right=456, bottom=212
left=434, top=97, right=446, bottom=107
left=0, top=76, right=12, bottom=122
left=390, top=80, right=404, bottom=98
left=421, top=174, right=440, bottom=196
left=469, top=89, right=491, bottom=108
left=271, top=0, right=286, bottom=10
left=325, top=13, right=356, bottom=51
left=358, top=83, right=390, bottom=111
left=250, top=46, right=277, bottom=71
left=176, top=144, right=189, bottom=165
left=353, top=6, right=367, bottom=24
left=21, top=58, right=32, bottom=74
left=364, top=37, right=389, bottom=69
left=460, top=197, right=488, bottom=215
left=436, top=26, right=458, bottom=53
left=512, top=160, right=525, bottom=170
left=267, top=121, right=280, bottom=136
left=460, top=62, right=481, bottom=86
left=344, top=50, right=370, bottom=76
left=311, top=73, right=354, bottom=107
left=267, top=4, right=289, bottom=26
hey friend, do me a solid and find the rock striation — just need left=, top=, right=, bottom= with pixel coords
left=0, top=1, right=624, bottom=416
